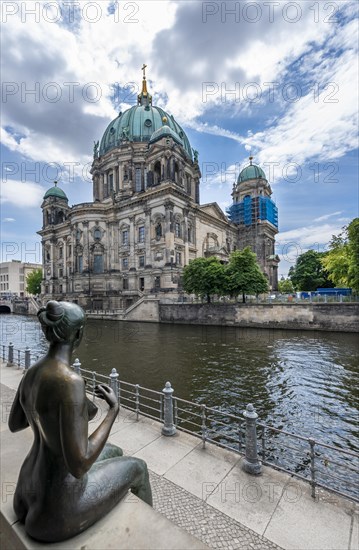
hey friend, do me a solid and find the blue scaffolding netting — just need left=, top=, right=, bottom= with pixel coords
left=227, top=196, right=278, bottom=228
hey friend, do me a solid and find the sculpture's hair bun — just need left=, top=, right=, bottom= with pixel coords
left=46, top=300, right=64, bottom=322
left=37, top=300, right=85, bottom=344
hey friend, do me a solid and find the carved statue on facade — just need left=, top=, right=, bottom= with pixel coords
left=93, top=140, right=99, bottom=158
left=9, top=300, right=152, bottom=543
left=192, top=149, right=199, bottom=163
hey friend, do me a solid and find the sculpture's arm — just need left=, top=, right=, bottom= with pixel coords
left=60, top=378, right=119, bottom=479
left=8, top=381, right=29, bottom=432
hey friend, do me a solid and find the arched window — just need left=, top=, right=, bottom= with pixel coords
left=175, top=221, right=181, bottom=238
left=94, top=228, right=101, bottom=240
left=154, top=161, right=161, bottom=185
left=174, top=161, right=179, bottom=183
left=155, top=223, right=162, bottom=240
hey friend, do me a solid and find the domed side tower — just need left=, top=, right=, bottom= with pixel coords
left=227, top=157, right=279, bottom=290
left=41, top=181, right=69, bottom=228
left=91, top=67, right=199, bottom=204
left=39, top=181, right=71, bottom=298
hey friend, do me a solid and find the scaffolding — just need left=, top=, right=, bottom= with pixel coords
left=227, top=196, right=278, bottom=228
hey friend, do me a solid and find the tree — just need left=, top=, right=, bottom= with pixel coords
left=321, top=218, right=359, bottom=292
left=288, top=250, right=333, bottom=291
left=182, top=257, right=225, bottom=303
left=26, top=268, right=42, bottom=295
left=224, top=247, right=268, bottom=302
left=278, top=277, right=294, bottom=293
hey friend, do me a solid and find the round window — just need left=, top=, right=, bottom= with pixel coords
left=144, top=119, right=152, bottom=127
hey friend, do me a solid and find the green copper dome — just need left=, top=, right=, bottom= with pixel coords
left=238, top=159, right=266, bottom=184
left=99, top=72, right=193, bottom=160
left=43, top=183, right=68, bottom=200
left=99, top=105, right=193, bottom=160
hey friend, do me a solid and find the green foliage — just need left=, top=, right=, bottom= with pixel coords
left=347, top=218, right=359, bottom=292
left=224, top=247, right=268, bottom=302
left=278, top=277, right=294, bottom=293
left=182, top=248, right=268, bottom=303
left=321, top=218, right=359, bottom=292
left=26, top=268, right=42, bottom=295
left=182, top=257, right=225, bottom=303
left=288, top=250, right=333, bottom=291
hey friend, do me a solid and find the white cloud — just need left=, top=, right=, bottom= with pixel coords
left=314, top=211, right=342, bottom=223
left=2, top=218, right=16, bottom=222
left=242, top=21, right=359, bottom=172
left=278, top=220, right=350, bottom=250
left=1, top=180, right=44, bottom=208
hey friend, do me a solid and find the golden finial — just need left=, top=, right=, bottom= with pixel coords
left=138, top=64, right=152, bottom=105
left=249, top=155, right=253, bottom=165
left=162, top=116, right=168, bottom=124
left=141, top=63, right=148, bottom=96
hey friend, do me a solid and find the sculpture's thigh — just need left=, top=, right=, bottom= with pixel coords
left=26, top=457, right=149, bottom=543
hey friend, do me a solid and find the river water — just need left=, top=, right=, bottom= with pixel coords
left=2, top=314, right=358, bottom=454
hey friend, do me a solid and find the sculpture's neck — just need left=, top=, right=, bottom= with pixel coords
left=47, top=342, right=74, bottom=365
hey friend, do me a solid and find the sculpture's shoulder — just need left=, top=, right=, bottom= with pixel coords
left=25, top=360, right=85, bottom=400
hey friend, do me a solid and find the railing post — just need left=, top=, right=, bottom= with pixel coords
left=162, top=381, right=176, bottom=436
left=242, top=404, right=262, bottom=475
left=109, top=368, right=119, bottom=402
left=135, top=384, right=140, bottom=421
left=24, top=347, right=31, bottom=370
left=2, top=345, right=5, bottom=361
left=309, top=438, right=317, bottom=499
left=73, top=358, right=81, bottom=375
left=201, top=404, right=207, bottom=448
left=7, top=342, right=14, bottom=367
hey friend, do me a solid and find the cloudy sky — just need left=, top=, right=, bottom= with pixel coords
left=1, top=0, right=358, bottom=276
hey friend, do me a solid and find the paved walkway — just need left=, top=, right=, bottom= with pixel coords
left=1, top=364, right=358, bottom=550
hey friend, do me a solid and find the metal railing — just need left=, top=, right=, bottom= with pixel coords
left=70, top=360, right=358, bottom=503
left=2, top=344, right=358, bottom=503
left=2, top=343, right=40, bottom=369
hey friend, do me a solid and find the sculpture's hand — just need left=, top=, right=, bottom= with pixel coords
left=94, top=384, right=118, bottom=410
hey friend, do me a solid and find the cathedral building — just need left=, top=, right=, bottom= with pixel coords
left=39, top=69, right=279, bottom=310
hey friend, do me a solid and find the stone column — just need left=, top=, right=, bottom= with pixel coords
left=118, top=163, right=123, bottom=191
left=129, top=216, right=135, bottom=270
left=105, top=221, right=111, bottom=272
left=83, top=222, right=90, bottom=271
left=109, top=222, right=116, bottom=270
left=144, top=206, right=151, bottom=266
left=63, top=238, right=68, bottom=292
left=183, top=209, right=189, bottom=265
left=104, top=172, right=108, bottom=197
left=50, top=239, right=55, bottom=280
left=100, top=174, right=104, bottom=201
left=164, top=201, right=174, bottom=265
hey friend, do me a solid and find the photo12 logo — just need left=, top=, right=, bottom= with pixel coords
left=201, top=2, right=340, bottom=24
left=1, top=2, right=140, bottom=24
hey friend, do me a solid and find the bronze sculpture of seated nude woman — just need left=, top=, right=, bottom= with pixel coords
left=9, top=300, right=152, bottom=543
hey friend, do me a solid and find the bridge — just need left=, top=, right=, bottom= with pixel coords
left=0, top=300, right=13, bottom=313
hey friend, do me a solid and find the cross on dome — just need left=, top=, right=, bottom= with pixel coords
left=138, top=63, right=152, bottom=106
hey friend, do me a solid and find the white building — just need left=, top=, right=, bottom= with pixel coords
left=0, top=260, right=41, bottom=297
